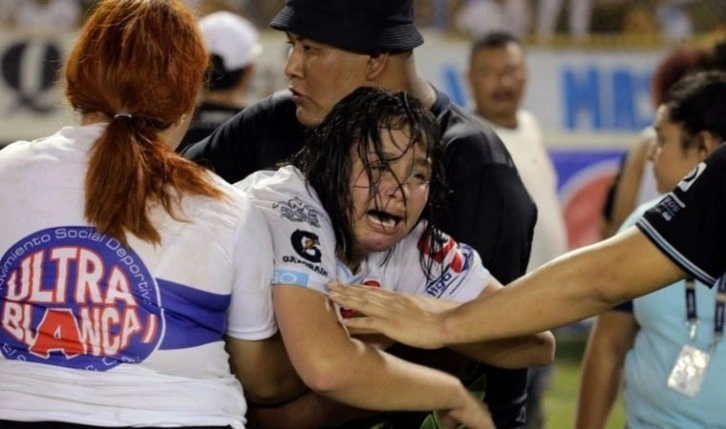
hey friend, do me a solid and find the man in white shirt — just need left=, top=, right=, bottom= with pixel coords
left=467, top=31, right=568, bottom=429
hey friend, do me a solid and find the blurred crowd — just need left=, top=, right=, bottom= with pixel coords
left=2, top=0, right=725, bottom=44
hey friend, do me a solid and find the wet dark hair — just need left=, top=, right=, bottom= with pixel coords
left=291, top=87, right=447, bottom=277
left=665, top=71, right=726, bottom=152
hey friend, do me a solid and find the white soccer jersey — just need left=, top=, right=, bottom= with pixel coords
left=238, top=166, right=489, bottom=305
left=0, top=124, right=276, bottom=427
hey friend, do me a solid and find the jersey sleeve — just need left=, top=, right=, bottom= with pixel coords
left=636, top=145, right=726, bottom=286
left=389, top=223, right=490, bottom=302
left=226, top=196, right=277, bottom=340
left=237, top=170, right=337, bottom=295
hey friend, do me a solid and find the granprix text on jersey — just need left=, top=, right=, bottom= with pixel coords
left=281, top=254, right=329, bottom=276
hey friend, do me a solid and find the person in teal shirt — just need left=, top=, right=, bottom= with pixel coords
left=578, top=70, right=726, bottom=429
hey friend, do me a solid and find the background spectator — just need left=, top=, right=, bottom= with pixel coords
left=577, top=70, right=726, bottom=429
left=467, top=31, right=569, bottom=429
left=178, top=11, right=261, bottom=151
left=600, top=45, right=706, bottom=239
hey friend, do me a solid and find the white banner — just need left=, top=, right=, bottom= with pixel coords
left=0, top=29, right=665, bottom=148
left=254, top=31, right=665, bottom=147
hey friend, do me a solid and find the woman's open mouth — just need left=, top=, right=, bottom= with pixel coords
left=366, top=209, right=403, bottom=229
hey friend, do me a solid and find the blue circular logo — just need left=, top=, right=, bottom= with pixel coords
left=0, top=227, right=163, bottom=371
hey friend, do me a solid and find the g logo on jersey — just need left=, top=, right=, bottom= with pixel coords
left=0, top=227, right=162, bottom=371
left=291, top=230, right=322, bottom=263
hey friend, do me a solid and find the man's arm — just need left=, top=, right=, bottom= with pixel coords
left=455, top=277, right=554, bottom=369
left=441, top=227, right=686, bottom=343
left=329, top=227, right=685, bottom=347
left=380, top=280, right=555, bottom=368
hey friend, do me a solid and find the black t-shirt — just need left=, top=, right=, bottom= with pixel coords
left=181, top=88, right=536, bottom=429
left=178, top=102, right=247, bottom=154
left=637, top=143, right=726, bottom=287
left=181, top=91, right=305, bottom=181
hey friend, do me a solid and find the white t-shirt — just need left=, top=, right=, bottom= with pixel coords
left=238, top=166, right=489, bottom=304
left=0, top=124, right=275, bottom=427
left=483, top=110, right=569, bottom=272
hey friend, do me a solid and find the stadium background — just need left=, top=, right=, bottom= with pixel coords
left=1, top=1, right=725, bottom=427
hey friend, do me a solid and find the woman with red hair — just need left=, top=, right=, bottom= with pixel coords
left=0, top=1, right=303, bottom=427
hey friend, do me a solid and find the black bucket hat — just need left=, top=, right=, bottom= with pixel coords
left=270, top=0, right=424, bottom=55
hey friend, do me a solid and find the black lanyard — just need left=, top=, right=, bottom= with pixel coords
left=685, top=276, right=726, bottom=347
left=716, top=276, right=726, bottom=341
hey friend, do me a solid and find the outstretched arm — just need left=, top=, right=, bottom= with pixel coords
left=448, top=277, right=555, bottom=368
left=330, top=227, right=685, bottom=348
left=343, top=279, right=555, bottom=368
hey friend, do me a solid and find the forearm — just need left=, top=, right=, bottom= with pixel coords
left=449, top=331, right=555, bottom=368
left=441, top=256, right=606, bottom=345
left=400, top=291, right=554, bottom=368
left=439, top=228, right=685, bottom=344
left=310, top=339, right=470, bottom=412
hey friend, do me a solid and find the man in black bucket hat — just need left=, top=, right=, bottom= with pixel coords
left=270, top=0, right=424, bottom=55
left=182, top=1, right=539, bottom=428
